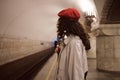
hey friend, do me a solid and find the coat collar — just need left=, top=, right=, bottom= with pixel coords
left=64, top=35, right=80, bottom=45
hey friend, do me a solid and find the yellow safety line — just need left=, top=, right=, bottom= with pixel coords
left=45, top=55, right=57, bottom=80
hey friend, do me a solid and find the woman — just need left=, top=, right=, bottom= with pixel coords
left=56, top=8, right=91, bottom=80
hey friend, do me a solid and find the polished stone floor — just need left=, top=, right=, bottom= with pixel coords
left=87, top=59, right=120, bottom=80
left=33, top=54, right=120, bottom=80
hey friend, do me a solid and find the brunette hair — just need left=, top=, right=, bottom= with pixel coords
left=57, top=17, right=91, bottom=50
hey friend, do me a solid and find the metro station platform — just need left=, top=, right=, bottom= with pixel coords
left=0, top=50, right=120, bottom=80
left=33, top=53, right=120, bottom=80
left=33, top=54, right=120, bottom=80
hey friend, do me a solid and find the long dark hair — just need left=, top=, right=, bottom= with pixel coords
left=57, top=17, right=91, bottom=50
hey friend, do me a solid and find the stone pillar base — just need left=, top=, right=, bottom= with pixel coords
left=96, top=24, right=120, bottom=72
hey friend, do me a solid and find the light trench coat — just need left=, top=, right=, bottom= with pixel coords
left=56, top=35, right=88, bottom=80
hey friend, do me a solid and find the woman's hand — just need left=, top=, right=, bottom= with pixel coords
left=55, top=44, right=61, bottom=54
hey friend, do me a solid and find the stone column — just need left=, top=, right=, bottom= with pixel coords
left=96, top=24, right=120, bottom=72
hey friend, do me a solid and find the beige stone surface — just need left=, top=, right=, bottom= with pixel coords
left=0, top=35, right=52, bottom=65
left=114, top=49, right=120, bottom=58
left=96, top=48, right=105, bottom=58
left=113, top=58, right=120, bottom=71
left=104, top=37, right=114, bottom=49
left=96, top=24, right=120, bottom=71
left=96, top=37, right=105, bottom=58
left=100, top=24, right=120, bottom=36
left=97, top=58, right=114, bottom=71
left=114, top=36, right=120, bottom=49
left=87, top=36, right=96, bottom=58
left=104, top=48, right=114, bottom=58
left=96, top=36, right=104, bottom=49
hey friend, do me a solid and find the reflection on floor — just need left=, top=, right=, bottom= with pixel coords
left=87, top=59, right=120, bottom=80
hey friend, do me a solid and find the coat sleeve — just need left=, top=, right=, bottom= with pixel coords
left=67, top=40, right=85, bottom=80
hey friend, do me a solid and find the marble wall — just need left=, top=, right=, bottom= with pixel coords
left=0, top=34, right=52, bottom=65
left=96, top=24, right=120, bottom=71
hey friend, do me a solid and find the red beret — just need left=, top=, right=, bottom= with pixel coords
left=58, top=8, right=80, bottom=19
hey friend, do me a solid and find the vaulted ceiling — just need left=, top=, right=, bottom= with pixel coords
left=100, top=0, right=120, bottom=24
